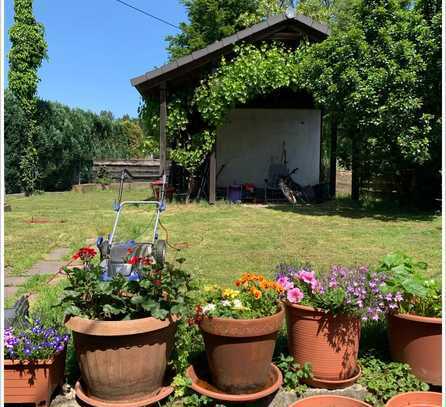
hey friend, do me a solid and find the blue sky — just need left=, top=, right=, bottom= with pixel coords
left=4, top=0, right=187, bottom=118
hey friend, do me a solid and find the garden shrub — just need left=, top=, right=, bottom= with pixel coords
left=5, top=95, right=142, bottom=193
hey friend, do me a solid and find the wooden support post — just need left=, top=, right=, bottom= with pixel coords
left=159, top=83, right=167, bottom=177
left=329, top=113, right=337, bottom=197
left=209, top=148, right=216, bottom=204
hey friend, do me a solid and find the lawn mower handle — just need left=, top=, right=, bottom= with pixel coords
left=109, top=200, right=163, bottom=247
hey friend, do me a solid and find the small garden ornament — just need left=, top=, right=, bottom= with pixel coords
left=62, top=247, right=193, bottom=406
left=276, top=264, right=393, bottom=388
left=378, top=253, right=442, bottom=385
left=4, top=319, right=69, bottom=406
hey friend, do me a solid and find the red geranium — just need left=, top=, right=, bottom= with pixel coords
left=128, top=256, right=140, bottom=265
left=72, top=247, right=97, bottom=262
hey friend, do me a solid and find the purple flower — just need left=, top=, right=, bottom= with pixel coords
left=395, top=292, right=403, bottom=302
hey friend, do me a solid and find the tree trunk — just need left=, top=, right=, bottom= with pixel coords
left=329, top=114, right=337, bottom=198
left=351, top=135, right=361, bottom=201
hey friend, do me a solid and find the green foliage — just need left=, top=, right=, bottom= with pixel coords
left=194, top=43, right=304, bottom=128
left=358, top=353, right=429, bottom=406
left=4, top=90, right=26, bottom=193
left=299, top=0, right=441, bottom=202
left=8, top=0, right=48, bottom=195
left=61, top=251, right=195, bottom=321
left=275, top=353, right=312, bottom=394
left=378, top=252, right=441, bottom=317
left=5, top=96, right=141, bottom=193
left=139, top=93, right=215, bottom=174
left=166, top=0, right=284, bottom=60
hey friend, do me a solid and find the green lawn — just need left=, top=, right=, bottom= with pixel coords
left=5, top=188, right=442, bottom=289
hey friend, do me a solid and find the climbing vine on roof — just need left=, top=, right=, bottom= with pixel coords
left=139, top=42, right=306, bottom=176
left=194, top=43, right=305, bottom=128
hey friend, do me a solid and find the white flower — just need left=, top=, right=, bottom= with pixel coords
left=232, top=299, right=243, bottom=309
left=221, top=300, right=231, bottom=307
left=202, top=303, right=216, bottom=314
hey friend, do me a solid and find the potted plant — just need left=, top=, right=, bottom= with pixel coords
left=290, top=395, right=372, bottom=406
left=385, top=391, right=442, bottom=407
left=276, top=264, right=393, bottom=388
left=193, top=274, right=284, bottom=395
left=378, top=252, right=442, bottom=385
left=62, top=247, right=193, bottom=405
left=4, top=318, right=69, bottom=406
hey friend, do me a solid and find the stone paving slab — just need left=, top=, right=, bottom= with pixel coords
left=5, top=276, right=27, bottom=287
left=5, top=286, right=18, bottom=298
left=24, top=260, right=67, bottom=276
left=45, top=247, right=70, bottom=261
left=49, top=385, right=369, bottom=407
left=5, top=247, right=71, bottom=298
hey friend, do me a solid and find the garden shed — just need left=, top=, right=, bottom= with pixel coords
left=131, top=12, right=330, bottom=203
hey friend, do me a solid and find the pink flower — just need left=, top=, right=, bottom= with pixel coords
left=287, top=287, right=304, bottom=304
left=276, top=275, right=294, bottom=291
left=297, top=270, right=316, bottom=284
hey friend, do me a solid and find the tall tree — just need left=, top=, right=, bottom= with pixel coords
left=166, top=0, right=285, bottom=59
left=300, top=0, right=439, bottom=201
left=8, top=0, right=47, bottom=195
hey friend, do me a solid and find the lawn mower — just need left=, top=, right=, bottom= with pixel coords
left=96, top=170, right=167, bottom=281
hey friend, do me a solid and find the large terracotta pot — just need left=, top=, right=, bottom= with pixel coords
left=290, top=395, right=372, bottom=406
left=386, top=391, right=442, bottom=407
left=285, top=302, right=361, bottom=387
left=66, top=315, right=177, bottom=403
left=388, top=313, right=442, bottom=385
left=199, top=304, right=284, bottom=394
left=4, top=350, right=66, bottom=406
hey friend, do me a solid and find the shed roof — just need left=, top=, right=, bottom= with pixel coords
left=131, top=12, right=329, bottom=97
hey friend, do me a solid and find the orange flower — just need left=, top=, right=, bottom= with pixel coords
left=251, top=287, right=262, bottom=299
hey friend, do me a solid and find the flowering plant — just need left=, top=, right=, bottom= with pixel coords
left=61, top=247, right=194, bottom=321
left=276, top=264, right=398, bottom=321
left=377, top=252, right=441, bottom=318
left=192, top=273, right=283, bottom=321
left=4, top=318, right=69, bottom=361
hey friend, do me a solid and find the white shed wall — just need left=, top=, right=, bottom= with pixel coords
left=216, top=109, right=321, bottom=188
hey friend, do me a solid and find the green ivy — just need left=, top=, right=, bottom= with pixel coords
left=140, top=43, right=306, bottom=176
left=8, top=0, right=48, bottom=195
left=358, top=353, right=429, bottom=406
left=194, top=43, right=305, bottom=128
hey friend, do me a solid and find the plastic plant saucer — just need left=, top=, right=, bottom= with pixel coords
left=75, top=380, right=173, bottom=407
left=186, top=362, right=282, bottom=404
left=304, top=366, right=362, bottom=389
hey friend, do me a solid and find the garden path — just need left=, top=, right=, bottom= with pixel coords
left=4, top=247, right=70, bottom=299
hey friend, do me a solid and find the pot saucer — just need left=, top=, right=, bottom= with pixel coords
left=304, top=366, right=362, bottom=389
left=75, top=381, right=173, bottom=407
left=186, top=362, right=282, bottom=403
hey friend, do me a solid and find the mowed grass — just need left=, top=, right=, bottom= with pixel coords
left=5, top=188, right=442, bottom=288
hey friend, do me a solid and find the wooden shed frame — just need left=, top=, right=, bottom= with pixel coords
left=131, top=12, right=331, bottom=203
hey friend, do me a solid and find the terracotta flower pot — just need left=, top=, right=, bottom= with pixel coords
left=66, top=315, right=177, bottom=403
left=285, top=302, right=361, bottom=387
left=290, top=395, right=372, bottom=406
left=4, top=350, right=66, bottom=406
left=388, top=313, right=442, bottom=385
left=386, top=391, right=442, bottom=407
left=199, top=304, right=284, bottom=394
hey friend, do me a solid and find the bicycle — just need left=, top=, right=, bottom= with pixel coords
left=278, top=167, right=314, bottom=204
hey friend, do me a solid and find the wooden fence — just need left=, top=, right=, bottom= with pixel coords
left=92, top=159, right=169, bottom=182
